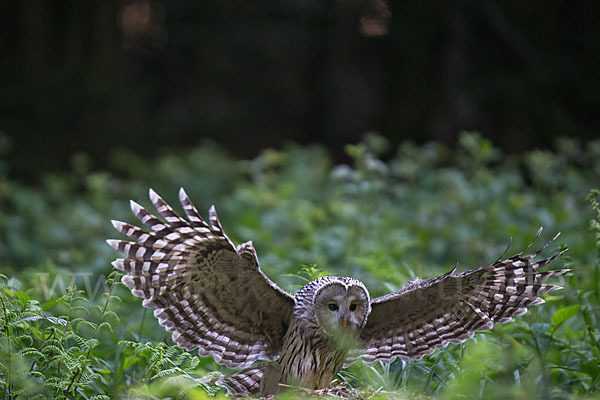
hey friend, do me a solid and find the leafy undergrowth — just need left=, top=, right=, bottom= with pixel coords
left=0, top=133, right=599, bottom=399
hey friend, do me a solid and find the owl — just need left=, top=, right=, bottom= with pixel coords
left=107, top=188, right=569, bottom=396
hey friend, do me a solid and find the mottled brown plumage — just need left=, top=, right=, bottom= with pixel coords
left=108, top=189, right=569, bottom=396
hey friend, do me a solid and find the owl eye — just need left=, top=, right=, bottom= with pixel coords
left=349, top=303, right=357, bottom=311
left=328, top=303, right=338, bottom=311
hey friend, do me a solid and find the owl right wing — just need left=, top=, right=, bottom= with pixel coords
left=360, top=229, right=569, bottom=364
left=107, top=188, right=295, bottom=368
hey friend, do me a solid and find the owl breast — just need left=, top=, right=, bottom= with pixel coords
left=271, top=318, right=348, bottom=393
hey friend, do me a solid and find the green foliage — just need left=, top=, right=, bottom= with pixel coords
left=0, top=272, right=222, bottom=399
left=551, top=305, right=580, bottom=328
left=1, top=132, right=599, bottom=398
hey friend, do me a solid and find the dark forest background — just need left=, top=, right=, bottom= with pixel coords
left=1, top=0, right=599, bottom=181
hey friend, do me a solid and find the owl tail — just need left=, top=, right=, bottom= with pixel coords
left=216, top=362, right=283, bottom=397
left=216, top=366, right=262, bottom=396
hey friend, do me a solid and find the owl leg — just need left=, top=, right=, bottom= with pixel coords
left=259, top=362, right=283, bottom=396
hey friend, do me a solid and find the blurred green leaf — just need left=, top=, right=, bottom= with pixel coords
left=552, top=305, right=580, bottom=328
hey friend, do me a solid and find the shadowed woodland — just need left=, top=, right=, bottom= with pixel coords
left=1, top=1, right=599, bottom=179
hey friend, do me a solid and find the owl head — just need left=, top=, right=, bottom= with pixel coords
left=309, top=277, right=371, bottom=335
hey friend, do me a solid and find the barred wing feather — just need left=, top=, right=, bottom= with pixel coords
left=107, top=188, right=294, bottom=368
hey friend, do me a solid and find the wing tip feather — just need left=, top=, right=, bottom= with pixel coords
left=530, top=297, right=545, bottom=305
left=106, top=239, right=120, bottom=250
left=148, top=187, right=160, bottom=203
left=536, top=226, right=544, bottom=238
left=130, top=199, right=143, bottom=214
left=111, top=259, right=124, bottom=270
left=111, top=219, right=125, bottom=231
left=178, top=187, right=188, bottom=200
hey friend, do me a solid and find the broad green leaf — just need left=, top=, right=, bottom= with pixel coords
left=551, top=305, right=580, bottom=327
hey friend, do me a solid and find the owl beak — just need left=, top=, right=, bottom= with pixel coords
left=342, top=317, right=348, bottom=327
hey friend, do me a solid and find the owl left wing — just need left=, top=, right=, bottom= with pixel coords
left=108, top=188, right=295, bottom=368
left=360, top=229, right=569, bottom=364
